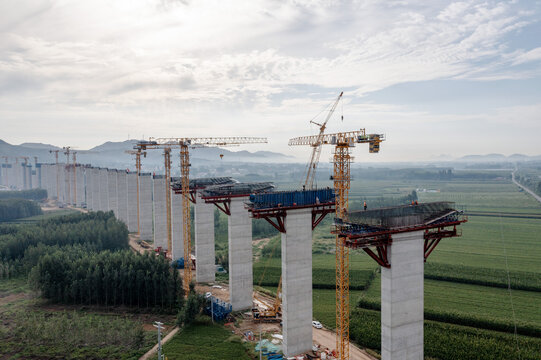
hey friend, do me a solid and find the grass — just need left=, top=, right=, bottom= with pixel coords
left=0, top=276, right=159, bottom=360
left=163, top=316, right=254, bottom=360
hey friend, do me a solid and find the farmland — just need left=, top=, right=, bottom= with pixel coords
left=256, top=170, right=541, bottom=359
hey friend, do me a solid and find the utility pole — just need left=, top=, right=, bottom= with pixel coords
left=153, top=321, right=164, bottom=360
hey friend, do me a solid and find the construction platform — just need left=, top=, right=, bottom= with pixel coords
left=246, top=188, right=336, bottom=232
left=335, top=201, right=467, bottom=267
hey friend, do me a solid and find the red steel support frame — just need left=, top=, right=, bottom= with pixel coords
left=341, top=220, right=465, bottom=268
left=248, top=202, right=335, bottom=234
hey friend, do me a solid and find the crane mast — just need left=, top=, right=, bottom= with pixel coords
left=137, top=136, right=267, bottom=293
left=289, top=129, right=384, bottom=360
left=303, top=92, right=343, bottom=189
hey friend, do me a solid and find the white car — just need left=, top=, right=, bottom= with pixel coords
left=312, top=321, right=323, bottom=329
left=205, top=292, right=212, bottom=298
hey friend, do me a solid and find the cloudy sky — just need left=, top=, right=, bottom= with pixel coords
left=1, top=0, right=540, bottom=162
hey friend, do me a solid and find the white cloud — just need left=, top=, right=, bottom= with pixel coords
left=0, top=0, right=539, bottom=158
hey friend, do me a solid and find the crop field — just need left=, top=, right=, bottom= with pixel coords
left=163, top=317, right=254, bottom=360
left=255, top=173, right=541, bottom=359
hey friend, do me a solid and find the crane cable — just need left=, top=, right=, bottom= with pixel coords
left=499, top=213, right=521, bottom=358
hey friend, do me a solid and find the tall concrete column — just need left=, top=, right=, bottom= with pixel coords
left=126, top=172, right=138, bottom=232
left=58, top=164, right=66, bottom=203
left=86, top=167, right=94, bottom=210
left=107, top=169, right=118, bottom=216
left=171, top=190, right=184, bottom=260
left=139, top=173, right=153, bottom=241
left=47, top=165, right=56, bottom=199
left=76, top=165, right=85, bottom=207
left=228, top=197, right=252, bottom=311
left=99, top=168, right=109, bottom=211
left=381, top=231, right=424, bottom=360
left=195, top=192, right=215, bottom=283
left=93, top=168, right=102, bottom=210
left=30, top=167, right=36, bottom=189
left=116, top=171, right=128, bottom=224
left=153, top=175, right=167, bottom=250
left=281, top=208, right=313, bottom=357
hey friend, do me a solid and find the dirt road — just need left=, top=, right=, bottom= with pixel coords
left=313, top=328, right=376, bottom=360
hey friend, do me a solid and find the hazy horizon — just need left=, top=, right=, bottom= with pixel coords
left=1, top=1, right=540, bottom=162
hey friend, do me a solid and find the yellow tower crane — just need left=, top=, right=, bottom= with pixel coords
left=125, top=149, right=147, bottom=235
left=289, top=129, right=384, bottom=360
left=136, top=137, right=267, bottom=294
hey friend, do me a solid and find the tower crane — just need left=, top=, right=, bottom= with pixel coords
left=136, top=136, right=267, bottom=293
left=289, top=129, right=384, bottom=360
left=125, top=149, right=147, bottom=235
left=303, top=92, right=343, bottom=190
left=49, top=150, right=61, bottom=200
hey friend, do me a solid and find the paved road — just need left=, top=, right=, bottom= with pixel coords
left=511, top=171, right=541, bottom=203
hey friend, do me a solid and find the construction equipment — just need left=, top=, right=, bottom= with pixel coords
left=136, top=136, right=267, bottom=293
left=289, top=129, right=384, bottom=360
left=252, top=276, right=282, bottom=323
left=125, top=149, right=146, bottom=235
left=303, top=92, right=343, bottom=190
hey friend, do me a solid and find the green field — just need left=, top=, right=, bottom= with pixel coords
left=163, top=317, right=253, bottom=360
left=256, top=174, right=541, bottom=359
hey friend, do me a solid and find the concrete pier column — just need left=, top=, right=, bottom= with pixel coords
left=195, top=192, right=215, bottom=283
left=116, top=171, right=128, bottom=224
left=30, top=167, right=37, bottom=189
left=171, top=190, right=184, bottom=261
left=153, top=175, right=167, bottom=250
left=58, top=164, right=66, bottom=203
left=281, top=208, right=313, bottom=357
left=139, top=173, right=153, bottom=241
left=76, top=165, right=85, bottom=207
left=228, top=197, right=252, bottom=311
left=93, top=168, right=102, bottom=211
left=126, top=172, right=138, bottom=232
left=99, top=168, right=109, bottom=211
left=107, top=169, right=118, bottom=216
left=86, top=167, right=94, bottom=210
left=381, top=230, right=424, bottom=360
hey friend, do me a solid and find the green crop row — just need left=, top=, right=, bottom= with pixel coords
left=350, top=308, right=541, bottom=360
left=253, top=266, right=376, bottom=290
left=425, top=263, right=541, bottom=292
left=357, top=298, right=540, bottom=338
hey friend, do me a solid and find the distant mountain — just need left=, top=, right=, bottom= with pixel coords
left=0, top=139, right=292, bottom=169
left=458, top=153, right=541, bottom=162
left=89, top=140, right=139, bottom=152
left=19, top=143, right=61, bottom=151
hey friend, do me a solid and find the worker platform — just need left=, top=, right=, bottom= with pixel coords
left=335, top=201, right=467, bottom=267
left=246, top=188, right=336, bottom=232
left=201, top=182, right=274, bottom=215
left=171, top=177, right=236, bottom=202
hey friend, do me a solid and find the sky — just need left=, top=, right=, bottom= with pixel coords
left=0, top=0, right=540, bottom=162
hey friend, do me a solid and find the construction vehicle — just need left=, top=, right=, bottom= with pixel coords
left=252, top=277, right=282, bottom=323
